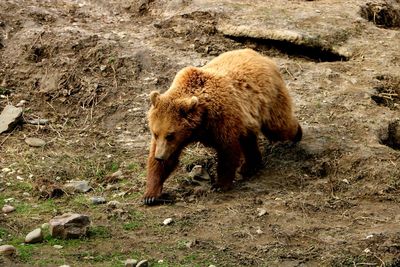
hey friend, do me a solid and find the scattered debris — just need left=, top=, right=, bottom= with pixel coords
left=0, top=105, right=23, bottom=134
left=90, top=196, right=106, bottom=204
left=25, top=118, right=49, bottom=125
left=49, top=213, right=91, bottom=239
left=25, top=228, right=44, bottom=244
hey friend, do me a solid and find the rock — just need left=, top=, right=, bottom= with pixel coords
left=25, top=228, right=43, bottom=244
left=137, top=260, right=149, bottom=267
left=90, top=196, right=106, bottom=204
left=186, top=239, right=198, bottom=248
left=256, top=228, right=263, bottom=234
left=53, top=245, right=63, bottom=249
left=107, top=200, right=121, bottom=208
left=0, top=245, right=16, bottom=256
left=41, top=223, right=50, bottom=229
left=124, top=259, right=138, bottom=267
left=163, top=218, right=173, bottom=225
left=64, top=180, right=91, bottom=193
left=16, top=100, right=27, bottom=107
left=0, top=105, right=23, bottom=134
left=25, top=137, right=46, bottom=147
left=26, top=118, right=49, bottom=125
left=257, top=208, right=268, bottom=217
left=2, top=204, right=15, bottom=213
left=58, top=265, right=70, bottom=267
left=49, top=213, right=91, bottom=239
left=189, top=165, right=211, bottom=181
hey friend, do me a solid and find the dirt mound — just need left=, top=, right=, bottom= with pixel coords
left=360, top=0, right=400, bottom=28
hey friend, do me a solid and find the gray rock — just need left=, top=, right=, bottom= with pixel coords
left=163, top=218, right=173, bottom=225
left=53, top=245, right=63, bottom=249
left=49, top=213, right=91, bottom=239
left=26, top=118, right=49, bottom=125
left=124, top=259, right=138, bottom=267
left=0, top=244, right=16, bottom=256
left=189, top=165, right=211, bottom=181
left=90, top=196, right=106, bottom=205
left=137, top=260, right=149, bottom=267
left=2, top=204, right=15, bottom=213
left=25, top=228, right=43, bottom=244
left=41, top=222, right=50, bottom=229
left=25, top=137, right=46, bottom=147
left=0, top=105, right=23, bottom=134
left=257, top=208, right=268, bottom=217
left=64, top=180, right=91, bottom=193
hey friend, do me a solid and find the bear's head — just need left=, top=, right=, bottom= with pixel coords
left=148, top=91, right=204, bottom=161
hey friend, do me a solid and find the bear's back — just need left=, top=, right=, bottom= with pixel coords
left=201, top=49, right=281, bottom=82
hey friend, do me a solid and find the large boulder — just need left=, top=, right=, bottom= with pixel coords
left=49, top=213, right=91, bottom=239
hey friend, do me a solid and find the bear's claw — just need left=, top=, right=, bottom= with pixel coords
left=143, top=194, right=174, bottom=206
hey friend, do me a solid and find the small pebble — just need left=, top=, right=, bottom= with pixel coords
left=1, top=167, right=11, bottom=173
left=4, top=198, right=14, bottom=203
left=25, top=228, right=43, bottom=244
left=23, top=192, right=30, bottom=197
left=137, top=260, right=149, bottom=267
left=2, top=204, right=15, bottom=213
left=163, top=218, right=173, bottom=225
left=53, top=245, right=63, bottom=249
left=90, top=196, right=106, bottom=205
left=124, top=259, right=138, bottom=267
left=0, top=244, right=16, bottom=256
left=256, top=228, right=263, bottom=234
left=257, top=208, right=268, bottom=217
left=26, top=118, right=49, bottom=125
left=16, top=100, right=27, bottom=107
left=25, top=137, right=46, bottom=147
left=41, top=223, right=50, bottom=229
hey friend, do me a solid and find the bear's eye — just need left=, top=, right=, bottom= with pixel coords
left=165, top=133, right=175, bottom=141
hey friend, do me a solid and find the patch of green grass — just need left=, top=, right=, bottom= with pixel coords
left=88, top=225, right=112, bottom=239
left=12, top=181, right=33, bottom=192
left=15, top=199, right=57, bottom=216
left=123, top=221, right=142, bottom=231
left=17, top=244, right=35, bottom=263
left=0, top=227, right=9, bottom=239
left=44, top=235, right=85, bottom=248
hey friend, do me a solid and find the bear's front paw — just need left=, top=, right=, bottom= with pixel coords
left=143, top=193, right=174, bottom=206
left=211, top=182, right=233, bottom=192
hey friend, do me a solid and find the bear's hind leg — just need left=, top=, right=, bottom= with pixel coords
left=262, top=120, right=302, bottom=144
left=239, top=132, right=263, bottom=178
left=214, top=142, right=242, bottom=191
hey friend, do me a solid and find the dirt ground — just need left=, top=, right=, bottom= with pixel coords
left=1, top=0, right=400, bottom=266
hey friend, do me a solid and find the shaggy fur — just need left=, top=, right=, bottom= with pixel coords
left=143, top=49, right=302, bottom=205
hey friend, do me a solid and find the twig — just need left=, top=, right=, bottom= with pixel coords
left=0, top=128, right=15, bottom=147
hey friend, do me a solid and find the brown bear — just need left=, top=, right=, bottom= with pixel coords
left=143, top=48, right=302, bottom=205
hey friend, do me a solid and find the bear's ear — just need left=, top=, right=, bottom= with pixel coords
left=179, top=96, right=198, bottom=115
left=149, top=91, right=160, bottom=106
